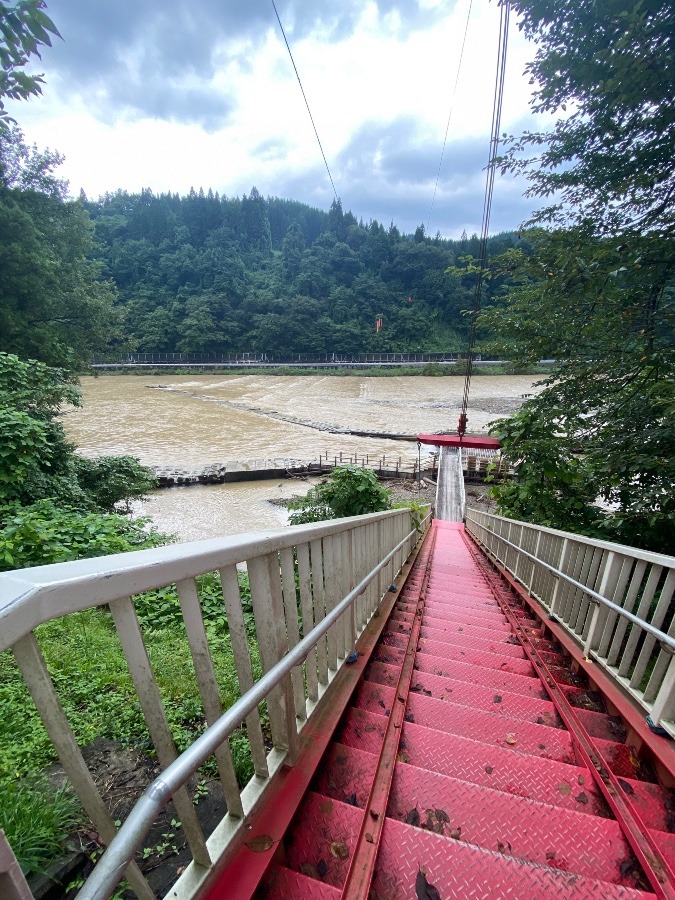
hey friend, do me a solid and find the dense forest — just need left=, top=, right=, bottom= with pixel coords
left=83, top=188, right=522, bottom=356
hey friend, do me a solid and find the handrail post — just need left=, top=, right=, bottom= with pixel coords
left=649, top=652, right=675, bottom=730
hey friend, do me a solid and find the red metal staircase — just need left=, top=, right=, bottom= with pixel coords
left=206, top=520, right=675, bottom=899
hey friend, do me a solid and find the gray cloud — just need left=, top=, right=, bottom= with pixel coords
left=39, top=1, right=446, bottom=125
left=328, top=117, right=535, bottom=237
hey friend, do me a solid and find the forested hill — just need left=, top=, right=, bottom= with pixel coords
left=84, top=188, right=521, bottom=355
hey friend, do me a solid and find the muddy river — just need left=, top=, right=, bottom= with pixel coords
left=63, top=374, right=541, bottom=541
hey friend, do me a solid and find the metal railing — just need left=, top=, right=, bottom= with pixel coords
left=465, top=510, right=675, bottom=738
left=0, top=507, right=429, bottom=899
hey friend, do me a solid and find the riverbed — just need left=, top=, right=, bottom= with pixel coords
left=63, top=374, right=541, bottom=541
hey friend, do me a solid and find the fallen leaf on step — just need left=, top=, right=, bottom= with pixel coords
left=505, top=733, right=517, bottom=745
left=301, top=863, right=319, bottom=878
left=416, top=867, right=442, bottom=900
left=245, top=834, right=275, bottom=853
left=330, top=841, right=350, bottom=860
left=405, top=808, right=421, bottom=827
left=558, top=782, right=571, bottom=796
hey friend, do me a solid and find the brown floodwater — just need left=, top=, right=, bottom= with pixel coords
left=63, top=374, right=542, bottom=541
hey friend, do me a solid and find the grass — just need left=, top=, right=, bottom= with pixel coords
left=0, top=573, right=262, bottom=874
left=0, top=778, right=80, bottom=876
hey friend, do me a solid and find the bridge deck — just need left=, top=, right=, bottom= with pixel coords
left=204, top=521, right=674, bottom=899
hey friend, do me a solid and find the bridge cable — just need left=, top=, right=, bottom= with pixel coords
left=458, top=0, right=510, bottom=437
left=270, top=0, right=339, bottom=202
left=427, top=0, right=474, bottom=236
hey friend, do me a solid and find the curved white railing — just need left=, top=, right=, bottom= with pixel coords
left=0, top=507, right=429, bottom=900
left=465, top=509, right=675, bottom=739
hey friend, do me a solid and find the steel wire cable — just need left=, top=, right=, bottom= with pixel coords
left=427, top=0, right=474, bottom=235
left=460, top=0, right=510, bottom=427
left=270, top=0, right=339, bottom=202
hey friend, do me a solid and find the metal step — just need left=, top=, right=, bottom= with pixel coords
left=399, top=721, right=606, bottom=816
left=388, top=763, right=633, bottom=883
left=372, top=818, right=653, bottom=899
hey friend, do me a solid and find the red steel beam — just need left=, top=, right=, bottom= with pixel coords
left=341, top=525, right=439, bottom=897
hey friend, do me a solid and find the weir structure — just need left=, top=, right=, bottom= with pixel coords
left=1, top=452, right=674, bottom=899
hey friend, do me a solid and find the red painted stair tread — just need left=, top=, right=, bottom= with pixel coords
left=408, top=668, right=563, bottom=726
left=312, top=742, right=378, bottom=808
left=336, top=706, right=388, bottom=754
left=413, top=648, right=547, bottom=698
left=416, top=636, right=536, bottom=676
left=405, top=692, right=575, bottom=762
left=259, top=865, right=341, bottom=899
left=372, top=818, right=653, bottom=899
left=400, top=722, right=605, bottom=815
left=422, top=609, right=513, bottom=637
left=419, top=623, right=529, bottom=657
left=388, top=763, right=633, bottom=883
left=284, top=792, right=362, bottom=889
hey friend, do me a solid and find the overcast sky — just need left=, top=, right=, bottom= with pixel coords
left=7, top=0, right=548, bottom=238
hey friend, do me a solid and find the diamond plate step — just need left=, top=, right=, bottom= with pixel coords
left=400, top=721, right=605, bottom=816
left=650, top=830, right=675, bottom=866
left=419, top=623, right=529, bottom=657
left=336, top=706, right=387, bottom=754
left=616, top=778, right=675, bottom=831
left=422, top=609, right=514, bottom=637
left=312, top=742, right=378, bottom=807
left=408, top=667, right=563, bottom=727
left=388, top=763, right=633, bottom=884
left=574, top=707, right=628, bottom=743
left=284, top=791, right=362, bottom=888
left=258, top=865, right=341, bottom=899
left=422, top=604, right=510, bottom=631
left=405, top=692, right=575, bottom=762
left=373, top=643, right=405, bottom=667
left=413, top=649, right=547, bottom=698
left=372, top=817, right=653, bottom=899
left=367, top=659, right=561, bottom=727
left=595, top=740, right=658, bottom=782
left=416, top=636, right=536, bottom=676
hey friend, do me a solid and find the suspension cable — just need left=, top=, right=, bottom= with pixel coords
left=270, top=0, right=339, bottom=202
left=458, top=0, right=510, bottom=437
left=427, top=0, right=473, bottom=235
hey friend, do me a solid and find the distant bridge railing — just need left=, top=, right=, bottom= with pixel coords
left=90, top=351, right=496, bottom=367
left=0, top=507, right=429, bottom=900
left=466, top=510, right=675, bottom=739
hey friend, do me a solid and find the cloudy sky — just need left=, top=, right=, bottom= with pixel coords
left=7, top=0, right=548, bottom=238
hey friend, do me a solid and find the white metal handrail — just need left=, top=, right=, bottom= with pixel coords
left=466, top=509, right=675, bottom=738
left=76, top=522, right=426, bottom=900
left=0, top=507, right=429, bottom=900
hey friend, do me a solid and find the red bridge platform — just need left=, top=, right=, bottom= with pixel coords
left=417, top=433, right=501, bottom=450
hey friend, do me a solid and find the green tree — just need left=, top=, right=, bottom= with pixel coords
left=0, top=352, right=157, bottom=517
left=288, top=466, right=392, bottom=524
left=0, top=0, right=60, bottom=123
left=0, top=127, right=123, bottom=368
left=483, top=0, right=675, bottom=552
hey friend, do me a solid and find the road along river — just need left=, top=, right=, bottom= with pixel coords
left=63, top=374, right=542, bottom=541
